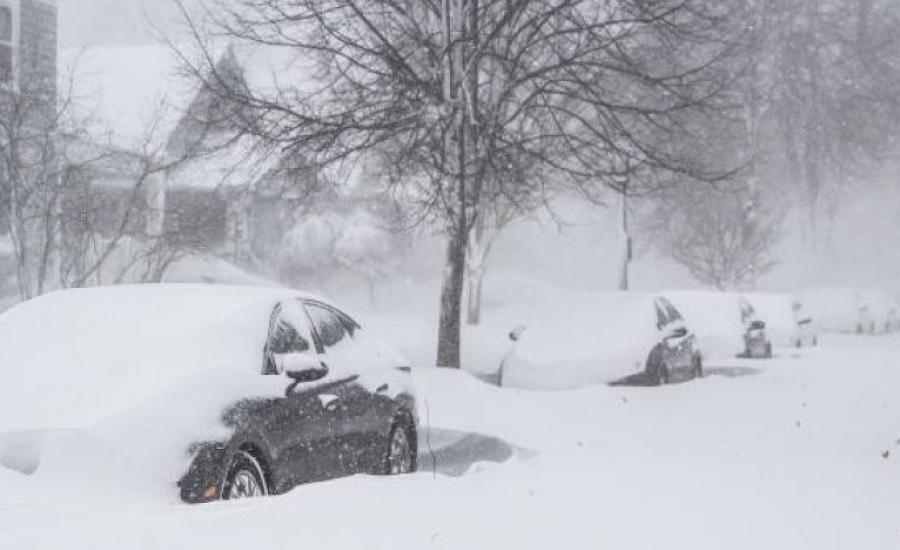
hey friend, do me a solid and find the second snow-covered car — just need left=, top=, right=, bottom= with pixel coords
left=0, top=285, right=417, bottom=504
left=499, top=293, right=702, bottom=390
left=664, top=291, right=773, bottom=360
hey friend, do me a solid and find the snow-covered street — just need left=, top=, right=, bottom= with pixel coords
left=1, top=334, right=897, bottom=550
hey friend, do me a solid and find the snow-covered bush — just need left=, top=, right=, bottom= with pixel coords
left=277, top=210, right=399, bottom=301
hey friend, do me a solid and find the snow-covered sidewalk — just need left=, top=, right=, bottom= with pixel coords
left=1, top=335, right=898, bottom=549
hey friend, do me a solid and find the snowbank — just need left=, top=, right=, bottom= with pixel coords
left=0, top=285, right=316, bottom=431
left=3, top=335, right=900, bottom=549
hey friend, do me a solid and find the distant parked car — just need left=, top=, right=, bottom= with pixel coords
left=499, top=293, right=702, bottom=390
left=664, top=291, right=773, bottom=360
left=792, top=298, right=819, bottom=347
left=738, top=297, right=772, bottom=358
left=0, top=286, right=418, bottom=504
left=856, top=289, right=900, bottom=334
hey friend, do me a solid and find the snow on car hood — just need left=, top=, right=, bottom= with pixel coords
left=503, top=293, right=661, bottom=390
left=0, top=284, right=320, bottom=431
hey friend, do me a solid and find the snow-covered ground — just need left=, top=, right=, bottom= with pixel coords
left=1, top=333, right=898, bottom=549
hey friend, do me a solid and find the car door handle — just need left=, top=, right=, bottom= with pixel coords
left=318, top=394, right=341, bottom=411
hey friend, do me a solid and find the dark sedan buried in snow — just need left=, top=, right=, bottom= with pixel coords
left=0, top=285, right=418, bottom=504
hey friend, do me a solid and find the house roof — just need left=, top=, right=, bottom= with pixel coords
left=63, top=41, right=316, bottom=191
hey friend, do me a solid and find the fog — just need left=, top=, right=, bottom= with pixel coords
left=47, top=0, right=900, bottom=302
left=59, top=0, right=181, bottom=49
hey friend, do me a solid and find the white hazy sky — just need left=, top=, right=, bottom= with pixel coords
left=60, top=0, right=183, bottom=50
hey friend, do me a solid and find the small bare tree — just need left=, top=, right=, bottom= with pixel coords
left=0, top=59, right=82, bottom=299
left=651, top=180, right=782, bottom=290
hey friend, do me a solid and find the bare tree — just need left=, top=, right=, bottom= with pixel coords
left=740, top=0, right=900, bottom=250
left=649, top=179, right=781, bottom=291
left=176, top=0, right=744, bottom=367
left=0, top=59, right=82, bottom=299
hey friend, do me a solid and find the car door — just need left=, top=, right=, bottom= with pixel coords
left=260, top=300, right=350, bottom=486
left=303, top=302, right=383, bottom=475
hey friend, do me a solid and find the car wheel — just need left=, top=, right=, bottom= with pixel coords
left=223, top=451, right=268, bottom=500
left=385, top=419, right=416, bottom=475
left=692, top=355, right=703, bottom=379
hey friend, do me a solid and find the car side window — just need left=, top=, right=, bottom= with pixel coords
left=664, top=303, right=683, bottom=323
left=305, top=304, right=348, bottom=349
left=655, top=304, right=667, bottom=330
left=264, top=302, right=314, bottom=374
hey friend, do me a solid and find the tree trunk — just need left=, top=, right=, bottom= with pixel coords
left=617, top=187, right=630, bottom=291
left=437, top=228, right=466, bottom=368
left=466, top=267, right=484, bottom=325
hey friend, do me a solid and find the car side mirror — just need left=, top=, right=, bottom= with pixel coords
left=509, top=325, right=526, bottom=342
left=666, top=326, right=688, bottom=339
left=750, top=320, right=766, bottom=331
left=277, top=353, right=329, bottom=382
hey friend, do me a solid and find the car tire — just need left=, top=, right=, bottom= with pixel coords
left=223, top=450, right=268, bottom=500
left=692, top=355, right=703, bottom=379
left=383, top=417, right=417, bottom=475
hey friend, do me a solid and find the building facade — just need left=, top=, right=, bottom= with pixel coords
left=0, top=0, right=57, bottom=91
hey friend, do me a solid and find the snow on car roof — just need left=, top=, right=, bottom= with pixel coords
left=0, top=284, right=331, bottom=430
left=515, top=292, right=660, bottom=363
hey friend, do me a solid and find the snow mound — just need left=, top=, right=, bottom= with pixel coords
left=0, top=285, right=319, bottom=431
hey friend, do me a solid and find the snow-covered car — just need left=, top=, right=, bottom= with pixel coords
left=745, top=293, right=818, bottom=349
left=738, top=297, right=772, bottom=358
left=800, top=287, right=896, bottom=335
left=664, top=291, right=773, bottom=360
left=0, top=285, right=417, bottom=503
left=857, top=289, right=900, bottom=334
left=791, top=298, right=819, bottom=347
left=498, top=293, right=703, bottom=390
